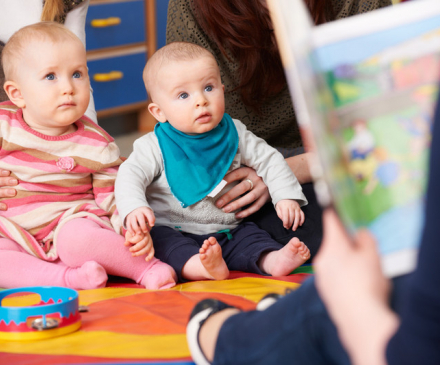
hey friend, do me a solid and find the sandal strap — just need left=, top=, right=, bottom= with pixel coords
left=187, top=299, right=237, bottom=365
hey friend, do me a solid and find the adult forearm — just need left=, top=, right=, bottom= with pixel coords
left=285, top=152, right=313, bottom=184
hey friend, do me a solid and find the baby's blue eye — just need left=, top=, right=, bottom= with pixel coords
left=73, top=71, right=81, bottom=79
left=45, top=74, right=55, bottom=80
left=179, top=92, right=189, bottom=99
left=205, top=85, right=213, bottom=92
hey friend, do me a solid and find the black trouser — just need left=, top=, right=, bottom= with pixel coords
left=244, top=182, right=323, bottom=261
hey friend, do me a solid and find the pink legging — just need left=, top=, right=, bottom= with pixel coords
left=0, top=218, right=176, bottom=290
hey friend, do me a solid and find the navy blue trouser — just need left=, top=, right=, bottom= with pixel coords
left=213, top=274, right=410, bottom=365
left=151, top=222, right=283, bottom=282
left=245, top=182, right=323, bottom=261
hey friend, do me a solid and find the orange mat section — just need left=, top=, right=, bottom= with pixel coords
left=0, top=270, right=311, bottom=364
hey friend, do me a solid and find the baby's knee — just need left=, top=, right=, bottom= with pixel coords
left=0, top=237, right=24, bottom=252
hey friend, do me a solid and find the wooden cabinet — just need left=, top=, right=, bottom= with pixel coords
left=86, top=0, right=162, bottom=132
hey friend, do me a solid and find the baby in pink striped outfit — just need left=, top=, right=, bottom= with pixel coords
left=0, top=22, right=176, bottom=290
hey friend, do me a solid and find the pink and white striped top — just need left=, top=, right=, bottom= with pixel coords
left=0, top=102, right=124, bottom=261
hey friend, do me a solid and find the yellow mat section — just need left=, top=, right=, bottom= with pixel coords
left=0, top=331, right=190, bottom=359
left=0, top=276, right=305, bottom=360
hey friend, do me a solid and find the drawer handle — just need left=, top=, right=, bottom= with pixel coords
left=93, top=71, right=124, bottom=82
left=90, top=17, right=121, bottom=28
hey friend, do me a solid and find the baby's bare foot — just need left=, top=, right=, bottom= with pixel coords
left=259, top=237, right=310, bottom=276
left=200, top=237, right=229, bottom=280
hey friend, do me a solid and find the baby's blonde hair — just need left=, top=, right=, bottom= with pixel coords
left=143, top=41, right=217, bottom=100
left=2, top=21, right=82, bottom=81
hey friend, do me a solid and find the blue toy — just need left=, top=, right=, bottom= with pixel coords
left=0, top=286, right=81, bottom=341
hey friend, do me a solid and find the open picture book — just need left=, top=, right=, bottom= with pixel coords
left=267, top=0, right=440, bottom=277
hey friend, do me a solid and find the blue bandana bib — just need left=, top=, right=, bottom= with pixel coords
left=155, top=113, right=239, bottom=207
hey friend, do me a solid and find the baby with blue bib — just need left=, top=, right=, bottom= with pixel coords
left=115, top=42, right=310, bottom=283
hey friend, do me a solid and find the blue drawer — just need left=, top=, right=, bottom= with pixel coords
left=156, top=0, right=170, bottom=49
left=88, top=52, right=147, bottom=111
left=86, top=0, right=145, bottom=51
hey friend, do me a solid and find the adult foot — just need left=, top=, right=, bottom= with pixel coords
left=200, top=237, right=229, bottom=280
left=259, top=237, right=310, bottom=276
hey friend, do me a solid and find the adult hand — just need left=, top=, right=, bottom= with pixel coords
left=314, top=209, right=398, bottom=365
left=215, top=166, right=270, bottom=219
left=0, top=169, right=18, bottom=211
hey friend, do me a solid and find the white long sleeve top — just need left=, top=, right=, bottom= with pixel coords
left=115, top=118, right=307, bottom=235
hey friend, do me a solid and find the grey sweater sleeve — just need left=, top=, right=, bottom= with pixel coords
left=115, top=133, right=163, bottom=227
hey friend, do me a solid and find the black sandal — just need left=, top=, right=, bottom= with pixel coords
left=256, top=288, right=294, bottom=311
left=187, top=299, right=238, bottom=365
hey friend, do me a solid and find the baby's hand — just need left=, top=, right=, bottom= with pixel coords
left=126, top=206, right=155, bottom=235
left=124, top=230, right=155, bottom=261
left=275, top=199, right=305, bottom=231
left=125, top=207, right=156, bottom=261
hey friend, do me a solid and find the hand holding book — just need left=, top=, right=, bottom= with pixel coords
left=268, top=0, right=440, bottom=277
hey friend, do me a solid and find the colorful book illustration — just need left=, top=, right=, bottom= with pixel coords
left=268, top=0, right=440, bottom=277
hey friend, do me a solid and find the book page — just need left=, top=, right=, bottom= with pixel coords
left=269, top=0, right=440, bottom=277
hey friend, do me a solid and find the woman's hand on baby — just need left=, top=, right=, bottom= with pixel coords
left=275, top=199, right=305, bottom=231
left=215, top=166, right=270, bottom=219
left=0, top=169, right=18, bottom=210
left=124, top=230, right=155, bottom=261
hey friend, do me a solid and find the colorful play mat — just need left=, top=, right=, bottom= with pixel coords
left=0, top=267, right=312, bottom=364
